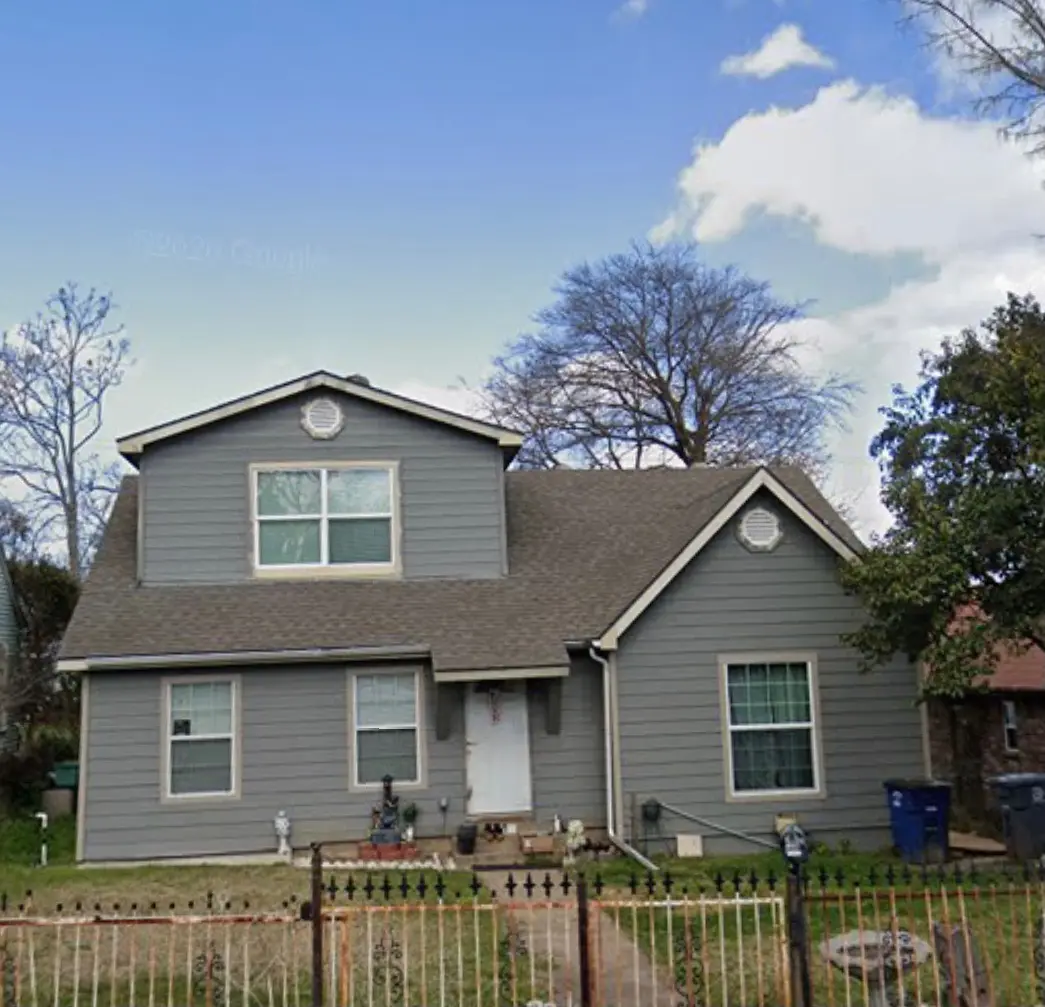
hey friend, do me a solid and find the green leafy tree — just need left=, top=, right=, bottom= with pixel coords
left=841, top=292, right=1045, bottom=697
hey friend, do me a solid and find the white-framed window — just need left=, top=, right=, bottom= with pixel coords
left=352, top=672, right=421, bottom=787
left=252, top=464, right=397, bottom=571
left=724, top=658, right=820, bottom=796
left=165, top=678, right=237, bottom=798
left=1003, top=699, right=1019, bottom=753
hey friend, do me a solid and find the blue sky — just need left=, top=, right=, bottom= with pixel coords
left=2, top=0, right=1042, bottom=534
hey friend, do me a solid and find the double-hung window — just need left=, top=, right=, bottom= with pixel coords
left=1003, top=700, right=1019, bottom=753
left=167, top=679, right=236, bottom=797
left=724, top=659, right=820, bottom=796
left=353, top=673, right=420, bottom=786
left=254, top=465, right=396, bottom=571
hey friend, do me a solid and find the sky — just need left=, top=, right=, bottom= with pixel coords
left=2, top=0, right=1044, bottom=539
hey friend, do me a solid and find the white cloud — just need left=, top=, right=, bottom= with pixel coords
left=657, top=81, right=1045, bottom=261
left=616, top=0, right=649, bottom=19
left=654, top=77, right=1045, bottom=535
left=720, top=23, right=835, bottom=79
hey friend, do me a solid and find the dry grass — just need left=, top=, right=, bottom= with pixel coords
left=596, top=868, right=1045, bottom=1007
left=0, top=899, right=553, bottom=1007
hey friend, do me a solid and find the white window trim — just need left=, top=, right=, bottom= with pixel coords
left=250, top=461, right=402, bottom=579
left=718, top=652, right=826, bottom=803
left=347, top=668, right=426, bottom=792
left=160, top=674, right=241, bottom=803
left=1003, top=699, right=1019, bottom=754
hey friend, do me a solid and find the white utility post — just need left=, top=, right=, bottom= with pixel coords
left=34, top=812, right=48, bottom=867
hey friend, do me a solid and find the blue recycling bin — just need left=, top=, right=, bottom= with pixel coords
left=884, top=779, right=951, bottom=862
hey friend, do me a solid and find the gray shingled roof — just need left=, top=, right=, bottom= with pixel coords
left=60, top=466, right=862, bottom=671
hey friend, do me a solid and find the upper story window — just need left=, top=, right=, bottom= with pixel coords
left=252, top=464, right=398, bottom=574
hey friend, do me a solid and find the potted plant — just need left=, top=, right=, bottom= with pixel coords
left=401, top=802, right=419, bottom=842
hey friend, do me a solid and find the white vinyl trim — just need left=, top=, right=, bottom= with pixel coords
left=595, top=469, right=859, bottom=650
left=75, top=673, right=90, bottom=862
left=1003, top=699, right=1019, bottom=753
left=718, top=652, right=826, bottom=803
left=250, top=461, right=402, bottom=577
left=348, top=669, right=424, bottom=791
left=160, top=674, right=242, bottom=802
left=116, top=371, right=523, bottom=457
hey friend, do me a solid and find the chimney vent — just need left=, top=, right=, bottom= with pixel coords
left=346, top=373, right=371, bottom=387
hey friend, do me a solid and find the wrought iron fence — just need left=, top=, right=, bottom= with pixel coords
left=1, top=852, right=1044, bottom=1006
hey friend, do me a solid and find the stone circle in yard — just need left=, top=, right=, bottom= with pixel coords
left=821, top=929, right=933, bottom=979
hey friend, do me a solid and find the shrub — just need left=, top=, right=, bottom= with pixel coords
left=0, top=723, right=78, bottom=814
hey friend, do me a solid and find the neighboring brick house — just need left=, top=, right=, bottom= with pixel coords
left=927, top=641, right=1045, bottom=829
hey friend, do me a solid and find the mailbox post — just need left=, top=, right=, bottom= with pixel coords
left=780, top=823, right=812, bottom=1007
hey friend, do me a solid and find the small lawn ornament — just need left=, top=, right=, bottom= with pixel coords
left=821, top=929, right=932, bottom=1007
left=562, top=819, right=586, bottom=866
left=274, top=810, right=292, bottom=861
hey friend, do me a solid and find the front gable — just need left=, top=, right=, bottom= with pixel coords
left=595, top=468, right=861, bottom=650
left=117, top=370, right=522, bottom=463
left=131, top=373, right=520, bottom=585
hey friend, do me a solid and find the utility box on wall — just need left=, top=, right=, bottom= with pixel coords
left=676, top=833, right=704, bottom=858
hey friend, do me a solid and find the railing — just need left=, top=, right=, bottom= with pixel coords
left=1, top=852, right=1044, bottom=1006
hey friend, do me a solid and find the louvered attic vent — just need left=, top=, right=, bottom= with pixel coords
left=300, top=397, right=345, bottom=439
left=738, top=506, right=783, bottom=552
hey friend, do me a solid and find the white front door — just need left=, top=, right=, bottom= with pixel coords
left=465, top=682, right=533, bottom=816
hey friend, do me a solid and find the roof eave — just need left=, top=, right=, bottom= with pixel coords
left=114, top=371, right=525, bottom=460
left=594, top=467, right=861, bottom=652
left=57, top=643, right=431, bottom=673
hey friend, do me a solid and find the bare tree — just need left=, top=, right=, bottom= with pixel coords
left=900, top=0, right=1045, bottom=151
left=480, top=243, right=856, bottom=477
left=0, top=284, right=131, bottom=580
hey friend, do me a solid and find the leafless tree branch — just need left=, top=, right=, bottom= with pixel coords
left=0, top=283, right=131, bottom=580
left=479, top=242, right=858, bottom=479
left=900, top=0, right=1045, bottom=152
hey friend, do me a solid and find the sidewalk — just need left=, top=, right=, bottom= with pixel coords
left=481, top=869, right=680, bottom=1006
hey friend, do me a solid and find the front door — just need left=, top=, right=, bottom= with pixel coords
left=464, top=681, right=533, bottom=816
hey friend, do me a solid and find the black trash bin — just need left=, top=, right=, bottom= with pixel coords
left=456, top=822, right=478, bottom=856
left=991, top=773, right=1045, bottom=860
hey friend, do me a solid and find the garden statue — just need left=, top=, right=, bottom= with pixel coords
left=274, top=810, right=291, bottom=860
left=562, top=819, right=586, bottom=866
left=370, top=774, right=402, bottom=845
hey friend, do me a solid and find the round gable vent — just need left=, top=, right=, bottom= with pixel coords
left=301, top=397, right=345, bottom=440
left=738, top=506, right=782, bottom=552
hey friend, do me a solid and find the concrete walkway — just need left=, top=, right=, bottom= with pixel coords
left=481, top=869, right=680, bottom=1006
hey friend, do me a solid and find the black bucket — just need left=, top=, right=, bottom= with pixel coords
left=456, top=822, right=479, bottom=855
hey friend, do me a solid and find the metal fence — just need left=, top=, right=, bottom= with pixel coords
left=1, top=850, right=1045, bottom=1006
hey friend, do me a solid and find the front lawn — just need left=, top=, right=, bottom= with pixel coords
left=0, top=815, right=480, bottom=914
left=590, top=851, right=1040, bottom=1006
left=0, top=817, right=545, bottom=1007
left=591, top=847, right=906, bottom=894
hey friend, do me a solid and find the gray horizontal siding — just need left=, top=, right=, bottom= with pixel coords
left=529, top=656, right=607, bottom=828
left=140, top=389, right=506, bottom=584
left=617, top=490, right=924, bottom=855
left=82, top=660, right=606, bottom=861
left=82, top=663, right=468, bottom=862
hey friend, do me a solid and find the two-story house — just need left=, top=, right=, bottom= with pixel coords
left=59, top=371, right=928, bottom=865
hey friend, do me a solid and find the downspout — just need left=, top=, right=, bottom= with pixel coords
left=589, top=645, right=657, bottom=872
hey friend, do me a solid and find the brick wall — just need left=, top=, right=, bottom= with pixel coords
left=927, top=692, right=1045, bottom=829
